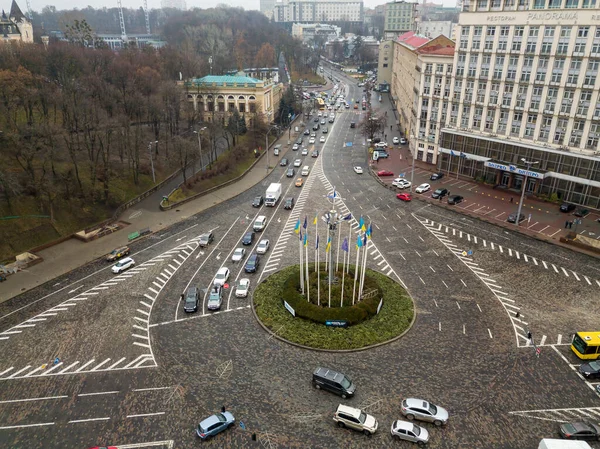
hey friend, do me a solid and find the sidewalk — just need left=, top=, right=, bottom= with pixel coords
left=0, top=130, right=300, bottom=303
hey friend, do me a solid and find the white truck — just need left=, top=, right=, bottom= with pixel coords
left=538, top=439, right=592, bottom=449
left=265, top=183, right=282, bottom=206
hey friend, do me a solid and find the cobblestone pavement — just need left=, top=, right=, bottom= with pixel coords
left=0, top=71, right=599, bottom=449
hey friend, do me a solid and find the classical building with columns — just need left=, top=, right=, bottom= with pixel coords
left=182, top=75, right=283, bottom=127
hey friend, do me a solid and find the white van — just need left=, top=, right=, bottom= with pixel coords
left=301, top=166, right=310, bottom=176
left=253, top=215, right=267, bottom=232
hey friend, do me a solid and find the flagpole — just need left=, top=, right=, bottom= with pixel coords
left=305, top=233, right=310, bottom=303
left=352, top=239, right=360, bottom=305
left=328, top=234, right=332, bottom=308
left=341, top=243, right=346, bottom=307
left=359, top=236, right=368, bottom=300
left=347, top=222, right=352, bottom=274
left=325, top=225, right=330, bottom=272
left=299, top=231, right=304, bottom=296
left=336, top=223, right=342, bottom=271
left=314, top=217, right=318, bottom=272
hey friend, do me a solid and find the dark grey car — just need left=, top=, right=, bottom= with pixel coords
left=312, top=367, right=355, bottom=398
left=199, top=232, right=214, bottom=247
left=183, top=287, right=199, bottom=313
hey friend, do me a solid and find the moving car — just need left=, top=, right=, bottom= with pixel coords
left=106, top=246, right=130, bottom=262
left=312, top=150, right=319, bottom=158
left=213, top=267, right=230, bottom=287
left=199, top=232, right=214, bottom=247
left=196, top=411, right=235, bottom=440
left=292, top=143, right=299, bottom=150
left=253, top=215, right=267, bottom=232
left=579, top=360, right=600, bottom=379
left=232, top=248, right=245, bottom=262
left=309, top=137, right=316, bottom=144
left=235, top=278, right=250, bottom=298
left=350, top=122, right=356, bottom=128
left=354, top=166, right=363, bottom=174
left=242, top=232, right=255, bottom=245
left=322, top=127, right=328, bottom=133
left=303, top=129, right=310, bottom=135
left=377, top=170, right=394, bottom=177
left=431, top=188, right=449, bottom=199
left=374, top=142, right=388, bottom=148
left=294, top=159, right=302, bottom=167
left=295, top=177, right=304, bottom=187
left=320, top=136, right=326, bottom=143
left=507, top=213, right=525, bottom=223
left=207, top=285, right=222, bottom=310
left=320, top=119, right=326, bottom=125
left=183, top=286, right=199, bottom=313
left=244, top=253, right=260, bottom=273
left=430, top=172, right=444, bottom=181
left=252, top=196, right=263, bottom=207
left=415, top=183, right=431, bottom=194
left=560, top=203, right=576, bottom=213
left=400, top=137, right=407, bottom=144
left=401, top=398, right=449, bottom=426
left=280, top=158, right=288, bottom=166
left=112, top=257, right=135, bottom=274
left=397, top=193, right=412, bottom=202
left=313, top=367, right=356, bottom=398
left=447, top=195, right=464, bottom=205
left=302, top=148, right=309, bottom=156
left=390, top=420, right=429, bottom=446
left=559, top=421, right=600, bottom=441
left=287, top=168, right=295, bottom=177
left=333, top=404, right=378, bottom=435
left=353, top=104, right=358, bottom=109
left=392, top=137, right=400, bottom=145
left=256, top=239, right=270, bottom=254
left=273, top=144, right=281, bottom=156
left=284, top=197, right=295, bottom=210
left=311, top=132, right=316, bottom=137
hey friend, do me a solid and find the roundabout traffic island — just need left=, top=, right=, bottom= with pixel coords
left=253, top=264, right=415, bottom=351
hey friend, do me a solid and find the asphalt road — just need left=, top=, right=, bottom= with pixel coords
left=0, top=69, right=599, bottom=449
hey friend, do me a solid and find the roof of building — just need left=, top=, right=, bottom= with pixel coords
left=396, top=31, right=430, bottom=49
left=415, top=35, right=455, bottom=56
left=189, top=75, right=264, bottom=86
left=9, top=0, right=25, bottom=22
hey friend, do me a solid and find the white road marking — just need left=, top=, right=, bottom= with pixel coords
left=126, top=412, right=165, bottom=418
left=69, top=417, right=110, bottom=424
left=0, top=395, right=67, bottom=404
left=0, top=422, right=55, bottom=430
left=78, top=390, right=120, bottom=397
left=488, top=329, right=493, bottom=338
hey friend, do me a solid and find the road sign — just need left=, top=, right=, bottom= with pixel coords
left=467, top=250, right=473, bottom=256
left=461, top=251, right=467, bottom=256
left=399, top=173, right=405, bottom=177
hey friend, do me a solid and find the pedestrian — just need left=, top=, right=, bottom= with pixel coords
left=564, top=220, right=569, bottom=229
left=384, top=134, right=387, bottom=140
left=390, top=125, right=393, bottom=131
left=510, top=197, right=513, bottom=203
left=439, top=195, right=442, bottom=202
left=569, top=221, right=573, bottom=229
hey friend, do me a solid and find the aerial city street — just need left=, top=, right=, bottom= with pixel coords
left=0, top=0, right=599, bottom=448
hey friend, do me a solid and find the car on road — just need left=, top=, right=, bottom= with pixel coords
left=415, top=183, right=431, bottom=193
left=391, top=420, right=429, bottom=446
left=199, top=232, right=214, bottom=247
left=196, top=411, right=235, bottom=440
left=312, top=150, right=319, bottom=158
left=235, top=278, right=250, bottom=298
left=318, top=111, right=322, bottom=117
left=280, top=158, right=288, bottom=166
left=560, top=202, right=576, bottom=213
left=256, top=239, right=270, bottom=254
left=284, top=197, right=295, bottom=209
left=242, top=232, right=255, bottom=246
left=106, top=246, right=130, bottom=262
left=574, top=207, right=590, bottom=217
left=320, top=119, right=326, bottom=125
left=252, top=196, right=263, bottom=207
left=430, top=172, right=444, bottom=181
left=322, top=127, right=328, bottom=133
left=507, top=213, right=525, bottom=223
left=354, top=104, right=358, bottom=109
left=183, top=286, right=199, bottom=313
left=294, top=159, right=302, bottom=167
left=401, top=398, right=449, bottom=426
left=393, top=179, right=411, bottom=189
left=400, top=137, right=407, bottom=144
left=447, top=195, right=464, bottom=205
left=309, top=137, right=316, bottom=144
left=314, top=117, right=319, bottom=122
left=112, top=257, right=135, bottom=274
left=392, top=137, right=400, bottom=145
left=312, top=367, right=355, bottom=398
left=350, top=122, right=356, bottom=128
left=304, top=129, right=310, bottom=135
left=559, top=421, right=600, bottom=441
left=207, top=285, right=223, bottom=310
left=579, top=360, right=600, bottom=379
left=333, top=404, right=378, bottom=435
left=345, top=103, right=350, bottom=109
left=377, top=170, right=394, bottom=177
left=375, top=150, right=389, bottom=158
left=311, top=132, right=316, bottom=137
left=397, top=193, right=412, bottom=202
left=232, top=248, right=246, bottom=262
left=213, top=267, right=230, bottom=287
left=431, top=188, right=449, bottom=199
left=374, top=142, right=388, bottom=148
left=319, top=136, right=325, bottom=143
left=295, top=177, right=304, bottom=187
left=287, top=168, right=295, bottom=177
left=292, top=143, right=299, bottom=150
left=302, top=148, right=309, bottom=156
left=354, top=166, right=363, bottom=174
left=244, top=253, right=260, bottom=273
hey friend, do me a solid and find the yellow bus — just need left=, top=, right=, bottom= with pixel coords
left=316, top=98, right=325, bottom=110
left=571, top=331, right=600, bottom=360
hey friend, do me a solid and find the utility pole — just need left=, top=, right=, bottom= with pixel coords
left=515, top=158, right=538, bottom=226
left=148, top=141, right=158, bottom=183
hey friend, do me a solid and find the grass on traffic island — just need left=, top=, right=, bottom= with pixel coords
left=253, top=264, right=415, bottom=350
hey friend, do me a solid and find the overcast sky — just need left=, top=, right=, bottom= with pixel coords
left=16, top=0, right=457, bottom=14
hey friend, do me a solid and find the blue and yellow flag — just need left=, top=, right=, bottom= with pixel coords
left=315, top=235, right=319, bottom=249
left=313, top=214, right=318, bottom=225
left=359, top=216, right=366, bottom=232
left=326, top=237, right=331, bottom=252
left=366, top=224, right=372, bottom=240
left=294, top=219, right=300, bottom=234
left=303, top=216, right=307, bottom=229
left=356, top=234, right=363, bottom=249
left=303, top=232, right=308, bottom=247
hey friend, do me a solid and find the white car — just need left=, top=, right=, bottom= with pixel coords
left=400, top=137, right=408, bottom=144
left=292, top=143, right=299, bottom=150
left=354, top=166, right=363, bottom=174
left=318, top=111, right=322, bottom=117
left=235, top=278, right=250, bottom=298
left=232, top=248, right=245, bottom=262
left=415, top=183, right=431, bottom=194
left=309, top=137, right=316, bottom=144
left=256, top=239, right=270, bottom=254
left=302, top=148, right=308, bottom=156
left=391, top=420, right=429, bottom=445
left=392, top=137, right=400, bottom=144
left=294, top=159, right=302, bottom=167
left=393, top=178, right=411, bottom=189
left=213, top=267, right=230, bottom=287
left=311, top=132, right=316, bottom=137
left=112, top=257, right=135, bottom=274
left=374, top=142, right=388, bottom=148
left=320, top=136, right=326, bottom=143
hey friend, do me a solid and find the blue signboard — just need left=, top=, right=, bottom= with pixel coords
left=346, top=142, right=353, bottom=147
left=326, top=320, right=348, bottom=328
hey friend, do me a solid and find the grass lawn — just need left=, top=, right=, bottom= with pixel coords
left=253, top=265, right=415, bottom=350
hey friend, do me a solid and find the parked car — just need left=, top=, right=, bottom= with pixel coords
left=447, top=195, right=464, bottom=205
left=207, top=285, right=223, bottom=310
left=415, top=183, right=431, bottom=193
left=392, top=137, right=400, bottom=145
left=574, top=207, right=590, bottom=217
left=333, top=404, right=378, bottom=435
left=244, top=253, right=260, bottom=273
left=235, top=278, right=250, bottom=298
left=273, top=144, right=281, bottom=155
left=560, top=203, right=576, bottom=213
left=106, top=246, right=130, bottom=262
left=242, top=232, right=255, bottom=246
left=183, top=286, right=199, bottom=313
left=579, top=360, right=600, bottom=379
left=256, top=239, right=270, bottom=254
left=397, top=193, right=412, bottom=202
left=199, top=232, right=214, bottom=247
left=400, top=137, right=407, bottom=144
left=401, top=398, right=449, bottom=426
left=559, top=421, right=600, bottom=441
left=431, top=188, right=449, bottom=199
left=507, top=213, right=525, bottom=223
left=374, top=142, right=388, bottom=148
left=377, top=170, right=394, bottom=177
left=284, top=197, right=295, bottom=210
left=391, top=421, right=429, bottom=446
left=354, top=166, right=363, bottom=174
left=213, top=267, right=230, bottom=287
left=312, top=367, right=356, bottom=398
left=232, top=248, right=246, bottom=262
left=430, top=172, right=444, bottom=181
left=280, top=158, right=288, bottom=166
left=112, top=257, right=135, bottom=274
left=196, top=411, right=235, bottom=440
left=252, top=196, right=263, bottom=207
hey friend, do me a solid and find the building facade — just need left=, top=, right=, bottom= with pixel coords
left=383, top=0, right=417, bottom=40
left=324, top=34, right=380, bottom=60
left=390, top=32, right=455, bottom=164
left=440, top=0, right=600, bottom=209
left=291, top=23, right=341, bottom=43
left=0, top=1, right=32, bottom=44
left=417, top=20, right=457, bottom=40
left=182, top=75, right=283, bottom=127
left=273, top=0, right=364, bottom=23
left=260, top=0, right=276, bottom=18
left=377, top=40, right=394, bottom=86
left=161, top=0, right=186, bottom=10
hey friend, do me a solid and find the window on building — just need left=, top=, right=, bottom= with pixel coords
left=560, top=90, right=574, bottom=113
left=574, top=42, right=586, bottom=53
left=567, top=72, right=579, bottom=84
left=548, top=0, right=561, bottom=8
left=486, top=26, right=496, bottom=36
left=544, top=26, right=555, bottom=37
left=560, top=26, right=572, bottom=38
left=498, top=40, right=507, bottom=51
left=583, top=0, right=597, bottom=7
left=514, top=26, right=525, bottom=37
left=554, top=118, right=567, bottom=144
left=500, top=26, right=510, bottom=36
left=525, top=42, right=537, bottom=53
left=556, top=41, right=568, bottom=55
left=540, top=42, right=552, bottom=54
left=578, top=26, right=590, bottom=38
left=529, top=26, right=540, bottom=38
left=511, top=41, right=522, bottom=51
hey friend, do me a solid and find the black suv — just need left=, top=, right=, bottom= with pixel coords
left=350, top=122, right=356, bottom=128
left=312, top=367, right=355, bottom=399
left=244, top=253, right=260, bottom=273
left=252, top=196, right=263, bottom=207
left=183, top=286, right=199, bottom=313
left=560, top=203, right=576, bottom=213
left=284, top=197, right=295, bottom=210
left=430, top=172, right=444, bottom=181
left=242, top=232, right=255, bottom=245
left=431, top=188, right=448, bottom=199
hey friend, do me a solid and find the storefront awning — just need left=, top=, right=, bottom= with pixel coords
left=438, top=147, right=491, bottom=162
left=546, top=171, right=600, bottom=188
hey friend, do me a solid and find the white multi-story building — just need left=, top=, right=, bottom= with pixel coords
left=273, top=0, right=364, bottom=23
left=292, top=23, right=342, bottom=43
left=439, top=0, right=600, bottom=208
left=417, top=20, right=457, bottom=40
left=260, top=0, right=276, bottom=18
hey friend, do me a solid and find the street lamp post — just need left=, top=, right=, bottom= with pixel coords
left=515, top=158, right=539, bottom=227
left=409, top=135, right=416, bottom=193
left=266, top=124, right=279, bottom=173
left=148, top=140, right=158, bottom=183
left=193, top=127, right=207, bottom=172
